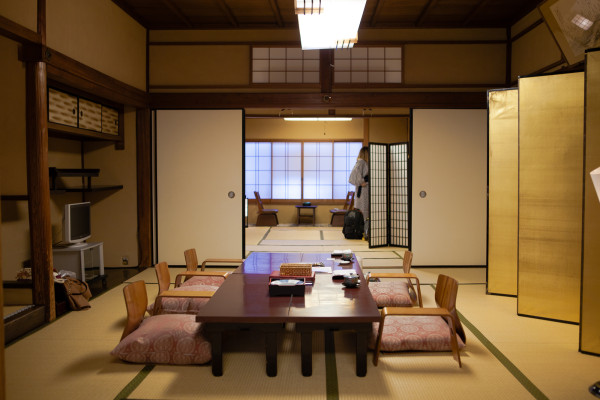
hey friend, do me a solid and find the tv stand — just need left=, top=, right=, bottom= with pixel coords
left=52, top=242, right=104, bottom=282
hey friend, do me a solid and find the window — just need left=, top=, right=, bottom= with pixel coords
left=334, top=47, right=402, bottom=84
left=245, top=141, right=362, bottom=200
left=252, top=47, right=320, bottom=84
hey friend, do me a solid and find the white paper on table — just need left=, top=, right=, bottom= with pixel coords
left=312, top=266, right=333, bottom=274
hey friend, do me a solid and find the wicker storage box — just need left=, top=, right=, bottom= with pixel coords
left=280, top=263, right=313, bottom=277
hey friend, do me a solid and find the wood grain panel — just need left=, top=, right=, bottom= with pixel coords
left=581, top=50, right=600, bottom=354
left=517, top=72, right=584, bottom=323
left=487, top=89, right=518, bottom=296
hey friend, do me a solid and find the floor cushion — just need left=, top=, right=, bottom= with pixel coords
left=180, top=275, right=226, bottom=288
left=369, top=315, right=466, bottom=352
left=111, top=314, right=211, bottom=364
left=368, top=281, right=413, bottom=307
left=147, top=283, right=219, bottom=315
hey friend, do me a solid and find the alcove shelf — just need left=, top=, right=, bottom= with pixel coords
left=48, top=122, right=124, bottom=149
left=49, top=168, right=123, bottom=194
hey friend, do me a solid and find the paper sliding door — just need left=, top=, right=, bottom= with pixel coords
left=154, top=109, right=244, bottom=265
left=411, top=109, right=487, bottom=266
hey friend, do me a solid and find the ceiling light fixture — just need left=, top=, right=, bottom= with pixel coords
left=296, top=0, right=366, bottom=50
left=284, top=117, right=352, bottom=121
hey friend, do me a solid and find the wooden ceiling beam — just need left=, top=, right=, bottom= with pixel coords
left=0, top=14, right=41, bottom=44
left=268, top=0, right=284, bottom=27
left=215, top=0, right=239, bottom=28
left=416, top=0, right=439, bottom=27
left=150, top=91, right=487, bottom=109
left=369, top=0, right=385, bottom=27
left=463, top=0, right=492, bottom=26
left=160, top=0, right=193, bottom=28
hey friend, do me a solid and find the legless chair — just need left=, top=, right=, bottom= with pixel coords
left=149, top=261, right=219, bottom=315
left=330, top=191, right=355, bottom=226
left=111, top=280, right=212, bottom=365
left=182, top=248, right=242, bottom=287
left=371, top=274, right=466, bottom=367
left=366, top=251, right=423, bottom=308
left=254, top=191, right=278, bottom=226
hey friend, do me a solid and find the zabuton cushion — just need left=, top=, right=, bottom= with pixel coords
left=180, top=275, right=226, bottom=288
left=369, top=315, right=466, bottom=352
left=147, top=284, right=219, bottom=315
left=111, top=314, right=211, bottom=364
left=368, top=281, right=413, bottom=307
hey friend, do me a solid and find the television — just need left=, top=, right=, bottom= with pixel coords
left=63, top=202, right=91, bottom=246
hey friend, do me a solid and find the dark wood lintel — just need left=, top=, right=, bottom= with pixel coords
left=150, top=91, right=487, bottom=109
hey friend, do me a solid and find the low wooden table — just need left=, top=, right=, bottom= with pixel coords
left=295, top=205, right=317, bottom=225
left=196, top=252, right=380, bottom=377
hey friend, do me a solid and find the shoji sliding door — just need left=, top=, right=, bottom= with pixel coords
left=154, top=109, right=244, bottom=265
left=369, top=143, right=409, bottom=248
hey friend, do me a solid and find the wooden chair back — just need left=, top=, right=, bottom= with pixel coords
left=345, top=191, right=355, bottom=210
left=184, top=248, right=199, bottom=272
left=435, top=274, right=466, bottom=343
left=121, top=280, right=148, bottom=340
left=254, top=191, right=265, bottom=212
left=402, top=250, right=413, bottom=274
left=154, top=261, right=171, bottom=294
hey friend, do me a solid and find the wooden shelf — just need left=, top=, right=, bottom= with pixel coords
left=49, top=168, right=122, bottom=194
left=50, top=185, right=123, bottom=194
left=48, top=122, right=123, bottom=147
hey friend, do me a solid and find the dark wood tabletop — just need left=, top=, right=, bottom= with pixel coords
left=195, top=252, right=380, bottom=377
left=197, top=252, right=379, bottom=323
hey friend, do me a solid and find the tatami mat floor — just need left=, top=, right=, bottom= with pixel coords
left=4, top=226, right=600, bottom=400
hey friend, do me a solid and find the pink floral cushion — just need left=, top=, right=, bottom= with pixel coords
left=368, top=281, right=413, bottom=307
left=181, top=275, right=226, bottom=288
left=111, top=314, right=211, bottom=365
left=369, top=315, right=465, bottom=352
left=147, top=284, right=219, bottom=315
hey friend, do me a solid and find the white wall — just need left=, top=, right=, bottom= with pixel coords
left=411, top=109, right=487, bottom=266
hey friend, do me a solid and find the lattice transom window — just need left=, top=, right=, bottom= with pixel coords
left=252, top=47, right=320, bottom=84
left=334, top=47, right=402, bottom=84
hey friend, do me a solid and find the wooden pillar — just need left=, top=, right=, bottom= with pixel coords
left=136, top=107, right=152, bottom=269
left=0, top=202, right=5, bottom=400
left=26, top=60, right=55, bottom=321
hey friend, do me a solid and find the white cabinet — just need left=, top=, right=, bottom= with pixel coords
left=52, top=242, right=104, bottom=282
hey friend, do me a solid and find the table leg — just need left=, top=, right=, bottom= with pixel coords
left=301, top=330, right=313, bottom=376
left=265, top=331, right=278, bottom=377
left=210, top=330, right=223, bottom=377
left=355, top=330, right=368, bottom=377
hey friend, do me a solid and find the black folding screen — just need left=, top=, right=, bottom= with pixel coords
left=369, top=142, right=410, bottom=248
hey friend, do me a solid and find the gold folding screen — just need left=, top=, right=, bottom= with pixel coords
left=517, top=72, right=584, bottom=323
left=487, top=89, right=519, bottom=296
left=581, top=49, right=600, bottom=354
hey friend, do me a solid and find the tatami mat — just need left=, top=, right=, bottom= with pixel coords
left=6, top=227, right=600, bottom=400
